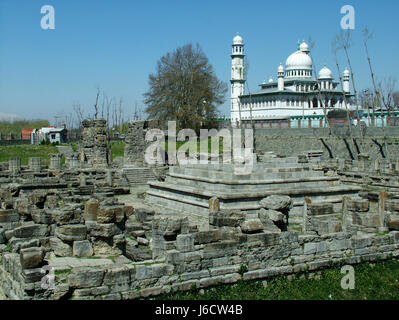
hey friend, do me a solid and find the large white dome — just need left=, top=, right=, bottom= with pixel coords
left=285, top=50, right=312, bottom=71
left=319, top=66, right=333, bottom=79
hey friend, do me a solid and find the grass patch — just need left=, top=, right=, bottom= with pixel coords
left=111, top=141, right=125, bottom=159
left=154, top=259, right=399, bottom=300
left=0, top=144, right=59, bottom=166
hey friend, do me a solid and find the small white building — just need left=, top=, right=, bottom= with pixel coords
left=31, top=127, right=67, bottom=144
left=230, top=34, right=356, bottom=127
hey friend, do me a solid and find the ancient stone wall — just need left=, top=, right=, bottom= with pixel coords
left=1, top=181, right=399, bottom=300
left=80, top=119, right=109, bottom=167
left=255, top=132, right=399, bottom=161
left=124, top=120, right=164, bottom=166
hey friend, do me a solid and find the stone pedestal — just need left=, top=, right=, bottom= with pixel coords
left=67, top=153, right=80, bottom=169
left=49, top=154, right=62, bottom=170
left=9, top=157, right=21, bottom=175
left=29, top=157, right=42, bottom=173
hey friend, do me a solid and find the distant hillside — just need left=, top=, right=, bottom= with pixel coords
left=0, top=119, right=50, bottom=135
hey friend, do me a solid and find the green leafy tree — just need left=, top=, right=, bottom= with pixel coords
left=144, top=43, right=227, bottom=132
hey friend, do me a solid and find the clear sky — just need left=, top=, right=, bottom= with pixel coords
left=0, top=0, right=398, bottom=123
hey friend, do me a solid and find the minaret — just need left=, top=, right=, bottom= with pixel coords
left=277, top=63, right=284, bottom=91
left=343, top=68, right=350, bottom=93
left=230, top=33, right=245, bottom=127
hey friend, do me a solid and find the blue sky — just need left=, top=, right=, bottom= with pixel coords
left=0, top=0, right=398, bottom=123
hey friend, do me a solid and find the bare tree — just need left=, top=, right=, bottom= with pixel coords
left=307, top=37, right=331, bottom=134
left=379, top=77, right=397, bottom=115
left=363, top=27, right=380, bottom=124
left=393, top=91, right=399, bottom=108
left=334, top=31, right=361, bottom=130
left=73, top=101, right=85, bottom=128
left=332, top=38, right=357, bottom=156
left=118, top=97, right=123, bottom=131
left=93, top=86, right=100, bottom=119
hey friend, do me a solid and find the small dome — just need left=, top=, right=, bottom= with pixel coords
left=299, top=41, right=309, bottom=53
left=233, top=34, right=243, bottom=45
left=285, top=50, right=313, bottom=71
left=278, top=63, right=284, bottom=73
left=319, top=66, right=333, bottom=79
left=269, top=77, right=273, bottom=83
left=343, top=68, right=350, bottom=76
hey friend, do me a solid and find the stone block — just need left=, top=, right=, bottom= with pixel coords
left=68, top=267, right=105, bottom=288
left=13, top=224, right=48, bottom=239
left=209, top=210, right=245, bottom=227
left=20, top=247, right=45, bottom=269
left=92, top=238, right=122, bottom=256
left=56, top=225, right=87, bottom=241
left=349, top=199, right=370, bottom=212
left=303, top=242, right=317, bottom=254
left=73, top=240, right=93, bottom=257
left=260, top=195, right=292, bottom=211
left=329, top=239, right=350, bottom=251
left=87, top=222, right=120, bottom=238
left=103, top=265, right=131, bottom=285
left=97, top=206, right=124, bottom=224
left=387, top=215, right=399, bottom=231
left=386, top=200, right=399, bottom=213
left=50, top=237, right=73, bottom=257
left=31, top=209, right=53, bottom=224
left=176, top=234, right=194, bottom=253
left=308, top=203, right=334, bottom=215
left=23, top=267, right=45, bottom=283
left=240, top=219, right=264, bottom=234
left=83, top=199, right=99, bottom=222
left=194, top=230, right=221, bottom=244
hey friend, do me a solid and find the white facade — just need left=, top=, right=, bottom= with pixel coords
left=230, top=35, right=354, bottom=127
left=31, top=127, right=67, bottom=144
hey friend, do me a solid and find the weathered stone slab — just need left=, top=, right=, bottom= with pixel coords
left=260, top=195, right=292, bottom=211
left=387, top=215, right=399, bottom=231
left=209, top=210, right=245, bottom=227
left=240, top=219, right=264, bottom=234
left=50, top=237, right=73, bottom=257
left=87, top=222, right=120, bottom=238
left=83, top=199, right=99, bottom=222
left=73, top=240, right=93, bottom=257
left=349, top=199, right=370, bottom=212
left=13, top=224, right=49, bottom=239
left=308, top=203, right=334, bottom=215
left=68, top=267, right=105, bottom=288
left=56, top=225, right=87, bottom=241
left=194, top=230, right=221, bottom=244
left=20, top=247, right=45, bottom=269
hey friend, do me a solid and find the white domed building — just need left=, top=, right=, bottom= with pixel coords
left=230, top=35, right=355, bottom=128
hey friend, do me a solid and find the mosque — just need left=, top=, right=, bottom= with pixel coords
left=230, top=34, right=356, bottom=128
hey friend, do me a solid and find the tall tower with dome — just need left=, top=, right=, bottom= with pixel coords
left=230, top=34, right=246, bottom=127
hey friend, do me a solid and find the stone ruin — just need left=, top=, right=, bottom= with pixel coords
left=0, top=120, right=399, bottom=300
left=121, top=120, right=168, bottom=186
left=79, top=119, right=110, bottom=168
